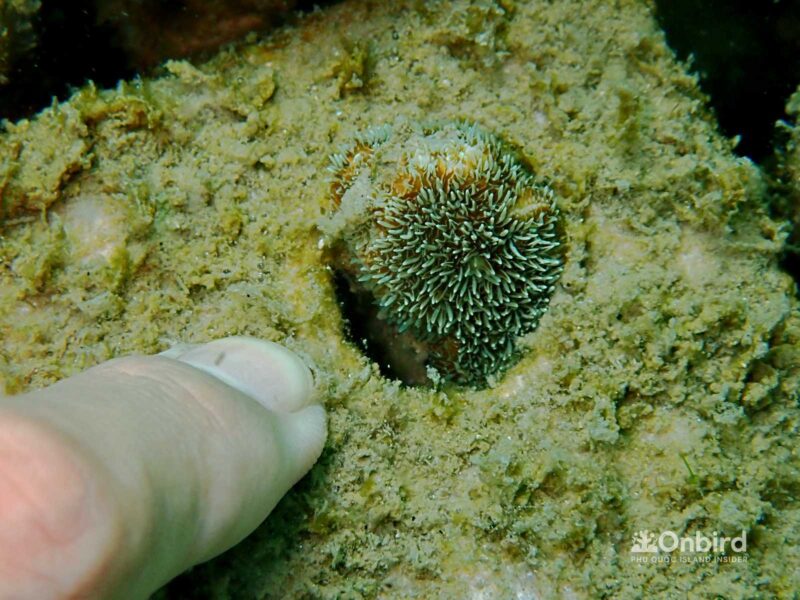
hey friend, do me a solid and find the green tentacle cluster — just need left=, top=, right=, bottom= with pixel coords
left=327, top=122, right=563, bottom=386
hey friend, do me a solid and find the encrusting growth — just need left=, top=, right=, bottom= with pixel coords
left=322, top=121, right=563, bottom=386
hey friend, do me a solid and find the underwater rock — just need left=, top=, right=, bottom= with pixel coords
left=323, top=121, right=562, bottom=386
left=0, top=0, right=799, bottom=598
left=777, top=86, right=800, bottom=277
left=96, top=0, right=299, bottom=69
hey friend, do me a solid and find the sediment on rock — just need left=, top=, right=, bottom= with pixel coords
left=0, top=1, right=798, bottom=598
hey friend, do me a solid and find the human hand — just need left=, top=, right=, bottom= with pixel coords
left=0, top=337, right=327, bottom=599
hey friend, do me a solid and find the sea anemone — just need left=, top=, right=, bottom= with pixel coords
left=322, top=121, right=563, bottom=386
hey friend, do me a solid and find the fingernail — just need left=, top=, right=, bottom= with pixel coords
left=158, top=343, right=199, bottom=359
left=169, top=337, right=314, bottom=413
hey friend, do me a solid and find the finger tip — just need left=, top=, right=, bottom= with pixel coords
left=279, top=404, right=328, bottom=481
left=157, top=343, right=199, bottom=360
left=258, top=340, right=316, bottom=412
left=172, top=337, right=315, bottom=413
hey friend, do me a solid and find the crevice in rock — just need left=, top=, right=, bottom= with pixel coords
left=332, top=269, right=430, bottom=387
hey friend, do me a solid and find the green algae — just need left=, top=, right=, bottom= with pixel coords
left=0, top=0, right=799, bottom=597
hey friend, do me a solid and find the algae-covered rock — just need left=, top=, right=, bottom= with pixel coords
left=779, top=87, right=800, bottom=254
left=1, top=0, right=798, bottom=597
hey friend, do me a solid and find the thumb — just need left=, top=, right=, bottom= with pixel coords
left=159, top=337, right=328, bottom=562
left=157, top=337, right=328, bottom=563
left=0, top=337, right=327, bottom=600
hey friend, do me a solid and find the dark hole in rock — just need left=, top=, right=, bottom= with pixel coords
left=780, top=244, right=800, bottom=286
left=332, top=268, right=431, bottom=387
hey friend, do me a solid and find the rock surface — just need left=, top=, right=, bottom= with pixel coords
left=1, top=0, right=798, bottom=597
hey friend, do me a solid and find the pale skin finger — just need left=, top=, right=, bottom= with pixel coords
left=0, top=337, right=327, bottom=599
